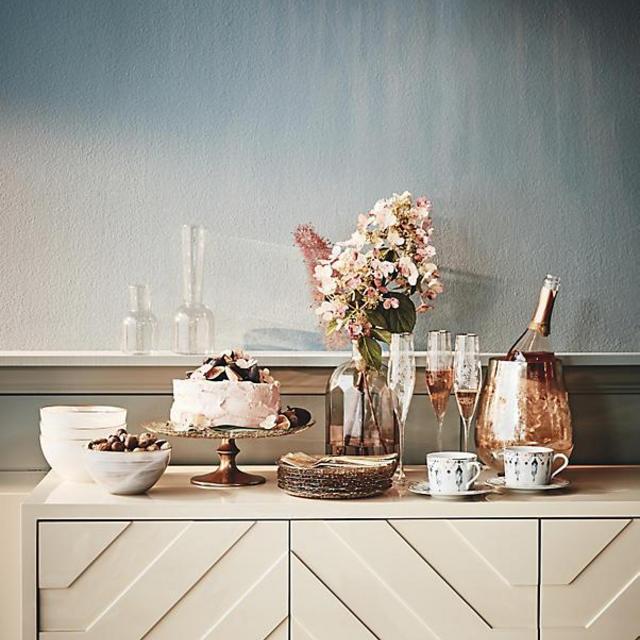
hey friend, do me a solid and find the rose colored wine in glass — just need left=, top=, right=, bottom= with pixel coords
left=453, top=333, right=482, bottom=452
left=425, top=330, right=454, bottom=451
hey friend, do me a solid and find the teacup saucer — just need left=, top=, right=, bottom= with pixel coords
left=408, top=481, right=494, bottom=499
left=485, top=477, right=570, bottom=492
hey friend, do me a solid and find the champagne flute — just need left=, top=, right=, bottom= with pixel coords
left=425, top=330, right=454, bottom=451
left=453, top=333, right=483, bottom=452
left=387, top=332, right=416, bottom=484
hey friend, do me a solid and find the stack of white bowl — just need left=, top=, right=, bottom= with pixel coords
left=39, top=406, right=127, bottom=482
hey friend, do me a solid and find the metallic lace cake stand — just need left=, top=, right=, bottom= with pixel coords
left=145, top=420, right=314, bottom=487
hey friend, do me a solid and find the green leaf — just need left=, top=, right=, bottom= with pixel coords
left=368, top=293, right=416, bottom=334
left=325, top=319, right=338, bottom=335
left=367, top=306, right=389, bottom=331
left=385, top=293, right=416, bottom=333
left=371, top=328, right=392, bottom=344
left=358, top=336, right=382, bottom=370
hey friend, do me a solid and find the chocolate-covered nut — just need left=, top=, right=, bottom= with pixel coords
left=97, top=442, right=111, bottom=451
left=107, top=435, right=118, bottom=444
left=116, top=428, right=127, bottom=436
left=110, top=441, right=125, bottom=451
left=124, top=434, right=138, bottom=450
left=133, top=447, right=143, bottom=452
left=146, top=444, right=159, bottom=451
left=155, top=440, right=167, bottom=447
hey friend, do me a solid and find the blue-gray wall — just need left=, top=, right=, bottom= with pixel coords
left=1, top=0, right=638, bottom=351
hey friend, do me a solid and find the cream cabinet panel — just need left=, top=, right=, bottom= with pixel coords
left=291, top=555, right=376, bottom=640
left=541, top=518, right=640, bottom=639
left=38, top=520, right=288, bottom=640
left=291, top=519, right=537, bottom=640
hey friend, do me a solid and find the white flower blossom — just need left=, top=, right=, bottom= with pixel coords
left=387, top=227, right=405, bottom=246
left=399, top=256, right=419, bottom=286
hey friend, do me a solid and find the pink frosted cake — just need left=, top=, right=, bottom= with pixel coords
left=170, top=350, right=280, bottom=431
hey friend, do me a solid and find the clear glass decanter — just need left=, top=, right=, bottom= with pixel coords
left=173, top=225, right=214, bottom=354
left=122, top=284, right=158, bottom=354
left=326, top=342, right=398, bottom=456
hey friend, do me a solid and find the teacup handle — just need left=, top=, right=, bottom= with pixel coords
left=551, top=453, right=569, bottom=479
left=465, top=462, right=482, bottom=490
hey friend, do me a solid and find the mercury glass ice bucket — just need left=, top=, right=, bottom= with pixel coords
left=475, top=357, right=573, bottom=472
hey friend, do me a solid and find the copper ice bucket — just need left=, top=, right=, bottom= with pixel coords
left=475, top=357, right=573, bottom=472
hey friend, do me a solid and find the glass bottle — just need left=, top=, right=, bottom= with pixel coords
left=506, top=274, right=560, bottom=362
left=173, top=224, right=214, bottom=354
left=387, top=332, right=416, bottom=484
left=121, top=284, right=158, bottom=354
left=326, top=342, right=398, bottom=456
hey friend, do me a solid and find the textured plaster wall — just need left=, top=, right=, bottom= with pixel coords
left=1, top=0, right=638, bottom=351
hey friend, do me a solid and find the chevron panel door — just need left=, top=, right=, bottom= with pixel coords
left=291, top=519, right=537, bottom=640
left=38, top=520, right=288, bottom=640
left=541, top=518, right=640, bottom=639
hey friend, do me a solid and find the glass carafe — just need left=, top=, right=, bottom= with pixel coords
left=326, top=342, right=398, bottom=456
left=173, top=225, right=214, bottom=354
left=122, top=284, right=158, bottom=354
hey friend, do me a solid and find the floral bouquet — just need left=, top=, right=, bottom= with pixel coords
left=295, top=191, right=442, bottom=369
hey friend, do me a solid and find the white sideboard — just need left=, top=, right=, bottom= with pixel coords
left=22, top=466, right=640, bottom=639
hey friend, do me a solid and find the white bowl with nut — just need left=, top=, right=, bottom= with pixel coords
left=40, top=422, right=119, bottom=441
left=39, top=435, right=94, bottom=483
left=40, top=405, right=127, bottom=429
left=84, top=430, right=171, bottom=495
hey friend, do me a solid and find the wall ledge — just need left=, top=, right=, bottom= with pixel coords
left=1, top=350, right=639, bottom=367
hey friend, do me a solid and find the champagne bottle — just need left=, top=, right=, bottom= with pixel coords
left=506, top=275, right=560, bottom=362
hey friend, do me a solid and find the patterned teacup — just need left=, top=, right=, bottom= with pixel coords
left=503, top=446, right=569, bottom=488
left=426, top=452, right=482, bottom=494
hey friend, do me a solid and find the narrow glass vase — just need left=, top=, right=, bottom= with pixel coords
left=122, top=284, right=158, bottom=354
left=387, top=332, right=416, bottom=484
left=173, top=225, right=214, bottom=354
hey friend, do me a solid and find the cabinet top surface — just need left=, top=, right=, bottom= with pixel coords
left=23, top=466, right=640, bottom=520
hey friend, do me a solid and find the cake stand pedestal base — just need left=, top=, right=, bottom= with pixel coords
left=190, top=438, right=266, bottom=487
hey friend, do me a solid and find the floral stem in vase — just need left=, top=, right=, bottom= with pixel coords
left=311, top=192, right=444, bottom=461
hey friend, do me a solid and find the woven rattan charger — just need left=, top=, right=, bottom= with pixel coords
left=278, top=455, right=398, bottom=499
left=145, top=412, right=314, bottom=487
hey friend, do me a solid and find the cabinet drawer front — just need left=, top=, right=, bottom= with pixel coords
left=38, top=520, right=288, bottom=640
left=291, top=519, right=537, bottom=640
left=541, top=518, right=640, bottom=639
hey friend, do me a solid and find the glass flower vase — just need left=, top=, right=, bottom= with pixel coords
left=173, top=224, right=215, bottom=354
left=326, top=342, right=398, bottom=456
left=121, top=284, right=158, bottom=354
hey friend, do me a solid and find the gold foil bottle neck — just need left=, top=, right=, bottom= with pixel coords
left=528, top=280, right=558, bottom=337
